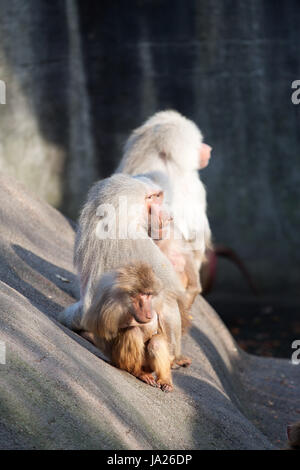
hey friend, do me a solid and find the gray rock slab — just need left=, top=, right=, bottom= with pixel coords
left=0, top=173, right=298, bottom=449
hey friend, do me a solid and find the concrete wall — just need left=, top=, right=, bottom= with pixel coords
left=0, top=0, right=299, bottom=296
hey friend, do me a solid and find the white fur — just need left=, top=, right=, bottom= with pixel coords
left=117, top=110, right=211, bottom=251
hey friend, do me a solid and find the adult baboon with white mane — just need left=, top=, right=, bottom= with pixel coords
left=60, top=174, right=191, bottom=375
left=116, top=109, right=212, bottom=296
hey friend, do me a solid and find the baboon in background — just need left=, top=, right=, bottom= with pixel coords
left=60, top=174, right=191, bottom=379
left=116, top=110, right=212, bottom=298
left=156, top=237, right=201, bottom=309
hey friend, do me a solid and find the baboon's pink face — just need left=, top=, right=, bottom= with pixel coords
left=131, top=293, right=154, bottom=323
left=119, top=292, right=154, bottom=328
left=199, top=143, right=212, bottom=169
left=145, top=190, right=172, bottom=240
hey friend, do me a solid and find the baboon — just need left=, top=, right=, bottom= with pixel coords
left=60, top=174, right=191, bottom=378
left=81, top=263, right=174, bottom=391
left=116, top=110, right=212, bottom=298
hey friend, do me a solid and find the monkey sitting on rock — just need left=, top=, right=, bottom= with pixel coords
left=60, top=174, right=192, bottom=391
left=116, top=110, right=213, bottom=303
left=81, top=262, right=174, bottom=391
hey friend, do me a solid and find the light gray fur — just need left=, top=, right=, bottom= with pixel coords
left=60, top=173, right=184, bottom=359
left=59, top=301, right=83, bottom=330
left=116, top=110, right=212, bottom=258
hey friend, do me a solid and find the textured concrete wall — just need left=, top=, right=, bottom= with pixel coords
left=0, top=0, right=299, bottom=296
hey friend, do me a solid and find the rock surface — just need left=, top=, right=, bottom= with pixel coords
left=0, top=173, right=299, bottom=449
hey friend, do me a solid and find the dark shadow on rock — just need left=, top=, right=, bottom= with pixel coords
left=185, top=324, right=273, bottom=448
left=189, top=324, right=246, bottom=408
left=10, top=244, right=106, bottom=363
left=65, top=216, right=78, bottom=232
left=173, top=373, right=273, bottom=449
left=13, top=244, right=79, bottom=300
left=0, top=337, right=122, bottom=449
